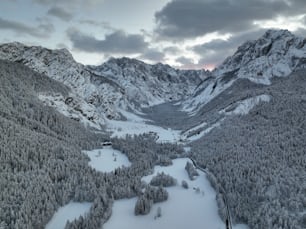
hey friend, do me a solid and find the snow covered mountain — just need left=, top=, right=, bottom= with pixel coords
left=89, top=57, right=207, bottom=107
left=0, top=42, right=122, bottom=128
left=0, top=43, right=206, bottom=129
left=1, top=29, right=306, bottom=229
left=0, top=30, right=305, bottom=130
left=183, top=29, right=306, bottom=113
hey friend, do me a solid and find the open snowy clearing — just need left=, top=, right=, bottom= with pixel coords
left=45, top=202, right=91, bottom=229
left=104, top=158, right=224, bottom=229
left=106, top=110, right=181, bottom=143
left=46, top=122, right=250, bottom=229
left=83, top=146, right=131, bottom=172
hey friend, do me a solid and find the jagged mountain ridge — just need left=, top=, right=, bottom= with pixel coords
left=0, top=42, right=127, bottom=124
left=182, top=29, right=306, bottom=113
left=1, top=30, right=306, bottom=229
left=90, top=57, right=207, bottom=106
left=0, top=43, right=206, bottom=128
left=0, top=30, right=305, bottom=129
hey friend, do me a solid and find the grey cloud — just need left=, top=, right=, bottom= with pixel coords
left=34, top=0, right=69, bottom=3
left=33, top=0, right=100, bottom=7
left=38, top=22, right=55, bottom=34
left=47, top=6, right=73, bottom=21
left=67, top=28, right=148, bottom=54
left=198, top=52, right=227, bottom=67
left=193, top=29, right=267, bottom=67
left=79, top=20, right=114, bottom=30
left=295, top=28, right=306, bottom=37
left=0, top=17, right=53, bottom=38
left=155, top=0, right=306, bottom=40
left=163, top=46, right=180, bottom=55
left=174, top=56, right=207, bottom=69
left=56, top=43, right=69, bottom=49
left=176, top=56, right=194, bottom=65
left=140, top=29, right=154, bottom=40
left=139, top=49, right=165, bottom=62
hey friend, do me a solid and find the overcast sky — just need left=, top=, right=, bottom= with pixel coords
left=1, top=0, right=306, bottom=69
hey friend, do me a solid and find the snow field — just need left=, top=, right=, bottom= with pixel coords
left=104, top=158, right=225, bottom=229
left=45, top=202, right=92, bottom=229
left=219, top=94, right=271, bottom=115
left=83, top=146, right=131, bottom=173
left=106, top=110, right=181, bottom=143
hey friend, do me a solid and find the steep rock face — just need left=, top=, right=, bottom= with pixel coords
left=0, top=42, right=123, bottom=124
left=89, top=57, right=207, bottom=107
left=0, top=43, right=207, bottom=128
left=183, top=30, right=306, bottom=113
left=215, top=29, right=306, bottom=83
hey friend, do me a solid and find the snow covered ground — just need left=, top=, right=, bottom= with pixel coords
left=48, top=109, right=250, bottom=229
left=104, top=158, right=225, bottom=229
left=38, top=93, right=105, bottom=130
left=219, top=94, right=271, bottom=115
left=83, top=146, right=131, bottom=173
left=182, top=79, right=234, bottom=115
left=46, top=115, right=250, bottom=229
left=181, top=119, right=224, bottom=142
left=106, top=110, right=181, bottom=143
left=103, top=157, right=249, bottom=229
left=45, top=202, right=91, bottom=229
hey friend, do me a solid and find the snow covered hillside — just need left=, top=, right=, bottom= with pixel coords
left=89, top=57, right=207, bottom=107
left=0, top=43, right=206, bottom=130
left=182, top=29, right=306, bottom=113
left=1, top=29, right=306, bottom=229
left=1, top=30, right=304, bottom=131
left=0, top=42, right=129, bottom=125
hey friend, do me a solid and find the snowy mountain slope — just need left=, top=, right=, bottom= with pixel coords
left=1, top=29, right=306, bottom=229
left=0, top=43, right=206, bottom=130
left=0, top=42, right=124, bottom=127
left=189, top=70, right=306, bottom=229
left=182, top=30, right=306, bottom=113
left=181, top=93, right=271, bottom=142
left=216, top=29, right=306, bottom=83
left=89, top=57, right=207, bottom=107
left=1, top=30, right=305, bottom=134
left=38, top=93, right=105, bottom=129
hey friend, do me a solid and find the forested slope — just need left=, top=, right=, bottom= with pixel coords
left=191, top=70, right=306, bottom=229
left=0, top=60, right=184, bottom=229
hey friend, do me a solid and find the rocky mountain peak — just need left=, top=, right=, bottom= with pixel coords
left=183, top=30, right=306, bottom=113
left=215, top=29, right=306, bottom=84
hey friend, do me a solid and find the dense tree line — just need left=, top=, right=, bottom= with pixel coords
left=190, top=71, right=306, bottom=229
left=150, top=172, right=177, bottom=187
left=0, top=60, right=111, bottom=228
left=185, top=161, right=199, bottom=180
left=134, top=185, right=168, bottom=215
left=0, top=60, right=185, bottom=229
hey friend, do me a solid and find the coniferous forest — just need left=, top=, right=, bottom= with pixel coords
left=0, top=60, right=184, bottom=229
left=191, top=71, right=306, bottom=229
left=1, top=58, right=306, bottom=229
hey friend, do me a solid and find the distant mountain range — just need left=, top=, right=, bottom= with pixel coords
left=182, top=29, right=306, bottom=113
left=0, top=42, right=207, bottom=128
left=1, top=29, right=306, bottom=229
left=0, top=29, right=305, bottom=130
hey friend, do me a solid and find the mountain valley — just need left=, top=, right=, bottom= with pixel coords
left=0, top=29, right=306, bottom=229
